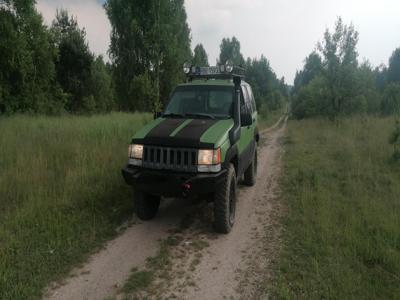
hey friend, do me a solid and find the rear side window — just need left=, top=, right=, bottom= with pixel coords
left=245, top=85, right=256, bottom=112
left=242, top=85, right=253, bottom=113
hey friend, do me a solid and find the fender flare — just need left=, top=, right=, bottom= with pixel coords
left=223, top=144, right=239, bottom=173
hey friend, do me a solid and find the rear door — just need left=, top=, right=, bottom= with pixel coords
left=237, top=84, right=255, bottom=175
left=245, top=84, right=257, bottom=127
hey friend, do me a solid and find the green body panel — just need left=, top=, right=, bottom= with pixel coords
left=132, top=117, right=164, bottom=139
left=200, top=119, right=234, bottom=163
left=238, top=125, right=252, bottom=154
left=200, top=119, right=234, bottom=147
left=238, top=108, right=258, bottom=154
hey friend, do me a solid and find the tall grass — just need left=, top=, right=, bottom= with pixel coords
left=0, top=113, right=151, bottom=299
left=276, top=116, right=400, bottom=299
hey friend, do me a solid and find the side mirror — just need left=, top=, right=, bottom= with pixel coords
left=154, top=111, right=162, bottom=119
left=241, top=112, right=252, bottom=127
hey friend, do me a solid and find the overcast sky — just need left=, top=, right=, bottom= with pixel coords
left=37, top=0, right=400, bottom=84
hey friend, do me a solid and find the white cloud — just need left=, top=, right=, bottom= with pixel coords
left=36, top=0, right=111, bottom=60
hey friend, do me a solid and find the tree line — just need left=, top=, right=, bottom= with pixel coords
left=0, top=0, right=286, bottom=115
left=292, top=17, right=400, bottom=119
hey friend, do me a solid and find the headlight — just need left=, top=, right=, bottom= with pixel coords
left=128, top=144, right=144, bottom=159
left=198, top=148, right=221, bottom=165
left=198, top=148, right=221, bottom=172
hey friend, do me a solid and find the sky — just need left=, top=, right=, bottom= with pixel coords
left=36, top=0, right=400, bottom=84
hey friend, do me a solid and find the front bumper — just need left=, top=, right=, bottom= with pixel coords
left=121, top=165, right=227, bottom=197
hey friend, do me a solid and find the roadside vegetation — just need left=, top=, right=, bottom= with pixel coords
left=276, top=117, right=400, bottom=298
left=274, top=17, right=400, bottom=299
left=1, top=0, right=287, bottom=116
left=291, top=18, right=400, bottom=120
left=0, top=113, right=150, bottom=299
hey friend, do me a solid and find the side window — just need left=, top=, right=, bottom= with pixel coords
left=240, top=89, right=246, bottom=114
left=246, top=86, right=256, bottom=112
left=242, top=85, right=252, bottom=113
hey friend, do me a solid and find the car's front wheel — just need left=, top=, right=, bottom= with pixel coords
left=213, top=164, right=237, bottom=233
left=133, top=190, right=160, bottom=220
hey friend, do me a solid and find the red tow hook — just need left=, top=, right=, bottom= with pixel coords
left=182, top=182, right=192, bottom=196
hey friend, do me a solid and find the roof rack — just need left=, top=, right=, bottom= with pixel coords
left=184, top=62, right=245, bottom=83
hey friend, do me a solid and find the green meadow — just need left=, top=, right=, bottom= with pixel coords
left=276, top=117, right=400, bottom=299
left=0, top=113, right=150, bottom=299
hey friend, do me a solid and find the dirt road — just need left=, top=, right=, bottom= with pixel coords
left=44, top=117, right=287, bottom=300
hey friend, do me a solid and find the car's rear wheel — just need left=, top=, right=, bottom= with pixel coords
left=244, top=147, right=257, bottom=186
left=133, top=190, right=160, bottom=220
left=214, top=164, right=237, bottom=233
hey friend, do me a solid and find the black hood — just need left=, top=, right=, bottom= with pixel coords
left=132, top=118, right=217, bottom=148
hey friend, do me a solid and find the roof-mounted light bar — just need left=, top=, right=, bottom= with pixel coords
left=183, top=60, right=245, bottom=82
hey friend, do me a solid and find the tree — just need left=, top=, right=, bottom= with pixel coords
left=293, top=52, right=322, bottom=93
left=381, top=83, right=400, bottom=115
left=51, top=9, right=94, bottom=113
left=389, top=119, right=400, bottom=160
left=192, top=43, right=209, bottom=66
left=89, top=56, right=115, bottom=112
left=245, top=55, right=286, bottom=113
left=374, top=65, right=388, bottom=91
left=291, top=75, right=331, bottom=119
left=387, top=48, right=400, bottom=83
left=219, top=37, right=245, bottom=66
left=105, top=0, right=191, bottom=112
left=318, top=17, right=359, bottom=117
left=0, top=0, right=60, bottom=114
left=355, top=62, right=380, bottom=114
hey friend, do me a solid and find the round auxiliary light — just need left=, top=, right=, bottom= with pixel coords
left=183, top=62, right=191, bottom=74
left=226, top=60, right=234, bottom=73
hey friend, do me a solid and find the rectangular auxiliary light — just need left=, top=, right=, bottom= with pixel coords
left=195, top=66, right=220, bottom=76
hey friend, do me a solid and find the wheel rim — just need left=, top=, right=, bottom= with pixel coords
left=228, top=180, right=236, bottom=226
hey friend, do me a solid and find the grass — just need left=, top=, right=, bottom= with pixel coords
left=123, top=269, right=154, bottom=294
left=0, top=112, right=151, bottom=300
left=275, top=116, right=400, bottom=299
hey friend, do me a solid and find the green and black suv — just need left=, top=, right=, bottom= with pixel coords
left=122, top=63, right=259, bottom=233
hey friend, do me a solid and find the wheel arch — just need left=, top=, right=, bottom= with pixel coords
left=223, top=144, right=239, bottom=175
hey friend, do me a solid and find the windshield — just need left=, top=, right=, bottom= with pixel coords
left=164, top=85, right=234, bottom=119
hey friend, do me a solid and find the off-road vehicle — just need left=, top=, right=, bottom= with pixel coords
left=122, top=63, right=259, bottom=233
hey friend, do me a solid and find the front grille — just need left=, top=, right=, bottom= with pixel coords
left=142, top=146, right=198, bottom=172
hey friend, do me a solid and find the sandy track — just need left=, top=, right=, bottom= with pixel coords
left=167, top=117, right=287, bottom=300
left=44, top=117, right=287, bottom=300
left=44, top=199, right=203, bottom=300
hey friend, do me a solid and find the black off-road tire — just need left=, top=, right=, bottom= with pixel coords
left=244, top=147, right=257, bottom=186
left=214, top=164, right=237, bottom=233
left=133, top=190, right=160, bottom=220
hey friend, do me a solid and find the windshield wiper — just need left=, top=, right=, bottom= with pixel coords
left=162, top=113, right=185, bottom=118
left=184, top=113, right=215, bottom=120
